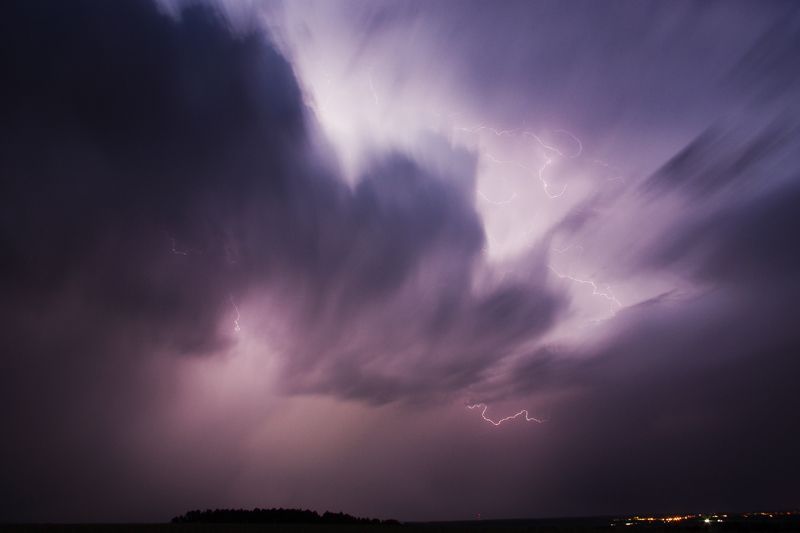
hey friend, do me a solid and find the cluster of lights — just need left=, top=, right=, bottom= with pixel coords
left=614, top=514, right=726, bottom=526
left=627, top=513, right=703, bottom=524
left=613, top=511, right=800, bottom=527
left=742, top=511, right=798, bottom=518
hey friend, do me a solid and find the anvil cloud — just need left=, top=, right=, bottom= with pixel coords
left=1, top=0, right=799, bottom=523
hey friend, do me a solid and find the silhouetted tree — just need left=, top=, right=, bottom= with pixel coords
left=171, top=507, right=401, bottom=525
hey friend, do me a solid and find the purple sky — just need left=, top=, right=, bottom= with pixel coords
left=2, top=0, right=800, bottom=523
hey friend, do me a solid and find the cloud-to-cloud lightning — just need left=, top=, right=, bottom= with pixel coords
left=467, top=403, right=546, bottom=426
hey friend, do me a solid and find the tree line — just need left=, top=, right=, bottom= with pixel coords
left=171, top=507, right=401, bottom=525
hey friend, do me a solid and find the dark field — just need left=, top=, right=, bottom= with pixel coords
left=3, top=514, right=800, bottom=533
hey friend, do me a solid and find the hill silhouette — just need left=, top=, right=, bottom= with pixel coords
left=171, top=508, right=400, bottom=525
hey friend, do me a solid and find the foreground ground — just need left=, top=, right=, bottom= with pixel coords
left=0, top=522, right=800, bottom=533
left=2, top=516, right=800, bottom=533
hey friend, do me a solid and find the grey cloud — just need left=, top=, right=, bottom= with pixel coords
left=481, top=279, right=800, bottom=516
left=643, top=122, right=796, bottom=197
left=652, top=180, right=800, bottom=284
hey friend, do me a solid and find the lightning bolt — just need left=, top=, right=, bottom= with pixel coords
left=467, top=403, right=546, bottom=426
left=229, top=294, right=241, bottom=333
left=169, top=236, right=189, bottom=256
left=548, top=265, right=622, bottom=314
left=456, top=125, right=519, bottom=137
left=167, top=233, right=243, bottom=333
left=457, top=123, right=624, bottom=315
left=552, top=244, right=585, bottom=255
left=475, top=153, right=527, bottom=205
left=524, top=130, right=583, bottom=159
left=477, top=189, right=518, bottom=206
left=524, top=130, right=581, bottom=198
left=368, top=74, right=379, bottom=106
left=589, top=158, right=625, bottom=183
left=539, top=155, right=567, bottom=198
left=456, top=124, right=585, bottom=199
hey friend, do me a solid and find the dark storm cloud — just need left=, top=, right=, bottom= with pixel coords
left=0, top=0, right=564, bottom=520
left=649, top=178, right=800, bottom=284
left=482, top=99, right=800, bottom=517
left=1, top=0, right=306, bottom=355
left=634, top=115, right=800, bottom=285
left=476, top=122, right=800, bottom=510
left=4, top=0, right=800, bottom=524
left=726, top=5, right=800, bottom=104
left=1, top=0, right=309, bottom=520
left=297, top=270, right=561, bottom=404
left=493, top=280, right=800, bottom=516
left=643, top=122, right=796, bottom=197
left=252, top=0, right=800, bottom=520
left=372, top=1, right=800, bottom=514
left=0, top=0, right=560, bottom=386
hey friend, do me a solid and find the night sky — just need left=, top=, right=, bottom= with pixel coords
left=2, top=0, right=800, bottom=523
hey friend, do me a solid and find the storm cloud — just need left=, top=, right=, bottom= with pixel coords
left=2, top=0, right=799, bottom=523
